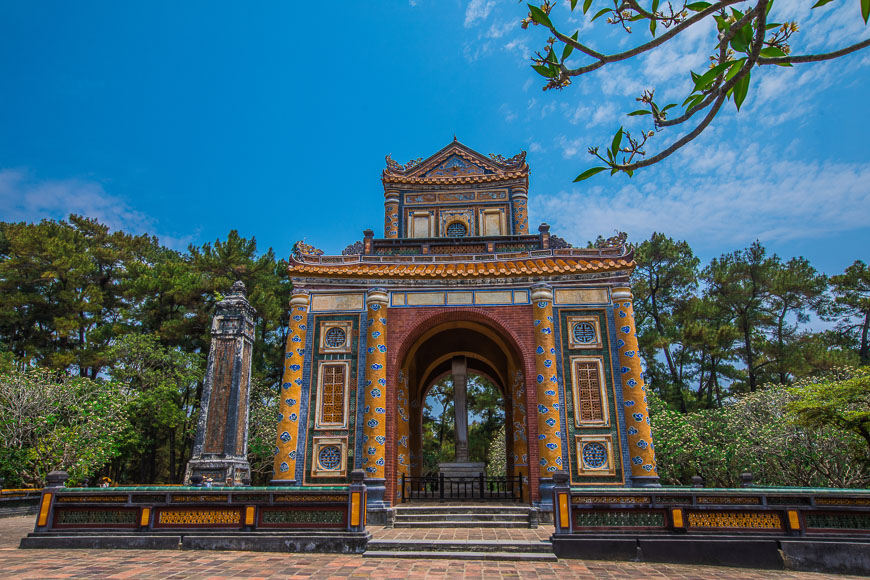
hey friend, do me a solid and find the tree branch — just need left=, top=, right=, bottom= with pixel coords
left=759, top=37, right=870, bottom=65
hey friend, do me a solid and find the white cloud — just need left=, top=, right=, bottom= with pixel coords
left=0, top=168, right=193, bottom=250
left=464, top=0, right=496, bottom=28
left=558, top=135, right=585, bottom=158
left=500, top=103, right=517, bottom=122
left=530, top=145, right=870, bottom=249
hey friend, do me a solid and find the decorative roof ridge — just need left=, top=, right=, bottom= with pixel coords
left=290, top=245, right=632, bottom=267
left=382, top=140, right=528, bottom=180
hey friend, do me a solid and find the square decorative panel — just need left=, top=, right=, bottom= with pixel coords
left=576, top=435, right=616, bottom=476
left=567, top=316, right=602, bottom=349
left=319, top=320, right=352, bottom=354
left=311, top=436, right=348, bottom=478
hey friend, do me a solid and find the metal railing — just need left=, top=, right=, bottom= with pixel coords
left=401, top=473, right=523, bottom=502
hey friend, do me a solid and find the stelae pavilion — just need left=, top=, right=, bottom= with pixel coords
left=265, top=139, right=658, bottom=510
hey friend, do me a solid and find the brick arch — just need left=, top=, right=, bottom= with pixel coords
left=383, top=305, right=541, bottom=504
left=390, top=307, right=533, bottom=373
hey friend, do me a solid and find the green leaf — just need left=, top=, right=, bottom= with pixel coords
left=811, top=0, right=835, bottom=7
left=686, top=1, right=712, bottom=11
left=627, top=109, right=652, bottom=116
left=583, top=0, right=594, bottom=13
left=652, top=0, right=660, bottom=13
left=693, top=60, right=733, bottom=91
left=591, top=7, right=611, bottom=20
left=532, top=64, right=556, bottom=77
left=546, top=47, right=559, bottom=63
left=573, top=167, right=607, bottom=181
left=759, top=46, right=787, bottom=58
left=862, top=0, right=870, bottom=24
left=611, top=126, right=624, bottom=156
left=724, top=58, right=746, bottom=83
left=562, top=31, right=579, bottom=60
left=650, top=16, right=657, bottom=36
left=528, top=4, right=553, bottom=28
left=662, top=103, right=677, bottom=112
left=571, top=0, right=579, bottom=9
left=733, top=70, right=751, bottom=110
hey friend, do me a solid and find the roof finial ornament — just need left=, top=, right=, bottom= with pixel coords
left=453, top=134, right=457, bottom=142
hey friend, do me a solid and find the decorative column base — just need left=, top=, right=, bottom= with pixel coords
left=631, top=475, right=661, bottom=488
left=364, top=478, right=388, bottom=509
left=537, top=477, right=555, bottom=511
left=185, top=457, right=251, bottom=486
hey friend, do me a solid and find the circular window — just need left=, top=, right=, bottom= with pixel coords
left=446, top=222, right=467, bottom=237
left=324, top=327, right=346, bottom=348
left=573, top=322, right=596, bottom=344
left=582, top=442, right=608, bottom=469
left=318, top=445, right=342, bottom=470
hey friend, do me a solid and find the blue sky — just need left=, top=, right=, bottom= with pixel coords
left=1, top=0, right=868, bottom=276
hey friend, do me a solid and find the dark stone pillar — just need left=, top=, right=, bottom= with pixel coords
left=452, top=356, right=469, bottom=463
left=185, top=281, right=256, bottom=486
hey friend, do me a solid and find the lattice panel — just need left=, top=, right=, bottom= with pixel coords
left=261, top=509, right=345, bottom=525
left=55, top=509, right=137, bottom=525
left=574, top=511, right=665, bottom=528
left=320, top=364, right=345, bottom=424
left=572, top=496, right=651, bottom=504
left=574, top=361, right=603, bottom=422
left=687, top=511, right=782, bottom=529
left=697, top=496, right=761, bottom=505
left=805, top=513, right=870, bottom=530
left=157, top=509, right=241, bottom=526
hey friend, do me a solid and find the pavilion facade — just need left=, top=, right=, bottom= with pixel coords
left=271, top=140, right=658, bottom=508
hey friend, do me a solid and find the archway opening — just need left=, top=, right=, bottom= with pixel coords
left=394, top=319, right=530, bottom=502
left=421, top=372, right=505, bottom=476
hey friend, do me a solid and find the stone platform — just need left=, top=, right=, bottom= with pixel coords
left=1, top=516, right=867, bottom=579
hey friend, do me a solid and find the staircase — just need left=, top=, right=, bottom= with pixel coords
left=364, top=538, right=556, bottom=561
left=392, top=503, right=538, bottom=528
left=364, top=503, right=556, bottom=561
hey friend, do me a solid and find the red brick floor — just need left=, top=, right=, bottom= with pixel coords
left=1, top=516, right=864, bottom=579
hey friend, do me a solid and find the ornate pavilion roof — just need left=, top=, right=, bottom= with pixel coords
left=381, top=139, right=528, bottom=186
left=288, top=244, right=634, bottom=280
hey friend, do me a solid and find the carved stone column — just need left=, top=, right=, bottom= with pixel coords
left=531, top=284, right=564, bottom=494
left=362, top=288, right=388, bottom=506
left=612, top=286, right=660, bottom=487
left=186, top=281, right=255, bottom=485
left=452, top=356, right=470, bottom=462
left=270, top=289, right=310, bottom=485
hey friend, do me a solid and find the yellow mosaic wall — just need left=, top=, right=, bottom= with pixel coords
left=273, top=292, right=309, bottom=479
left=612, top=287, right=658, bottom=478
left=531, top=286, right=564, bottom=475
left=362, top=289, right=388, bottom=479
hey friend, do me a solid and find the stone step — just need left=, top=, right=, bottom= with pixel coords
left=395, top=513, right=529, bottom=523
left=367, top=539, right=552, bottom=553
left=395, top=506, right=531, bottom=515
left=364, top=550, right=557, bottom=561
left=393, top=520, right=531, bottom=528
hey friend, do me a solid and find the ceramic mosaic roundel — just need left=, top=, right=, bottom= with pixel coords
left=582, top=442, right=608, bottom=469
left=318, top=445, right=342, bottom=470
left=572, top=322, right=596, bottom=344
left=325, top=327, right=346, bottom=348
left=446, top=221, right=467, bottom=237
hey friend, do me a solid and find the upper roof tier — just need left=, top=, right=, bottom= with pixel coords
left=381, top=140, right=531, bottom=239
left=382, top=139, right=529, bottom=186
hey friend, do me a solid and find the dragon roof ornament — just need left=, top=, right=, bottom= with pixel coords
left=292, top=240, right=324, bottom=259
left=488, top=151, right=527, bottom=169
left=384, top=154, right=424, bottom=175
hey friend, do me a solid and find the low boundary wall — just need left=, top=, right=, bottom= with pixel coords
left=20, top=471, right=369, bottom=553
left=550, top=474, right=870, bottom=575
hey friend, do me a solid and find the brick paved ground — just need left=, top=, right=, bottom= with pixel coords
left=2, top=516, right=864, bottom=579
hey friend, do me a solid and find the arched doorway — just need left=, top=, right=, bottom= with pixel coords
left=393, top=318, right=531, bottom=502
